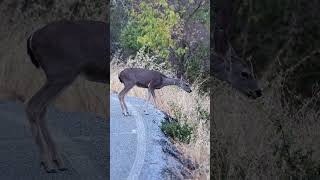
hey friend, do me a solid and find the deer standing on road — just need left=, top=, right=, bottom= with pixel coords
left=26, top=20, right=109, bottom=173
left=118, top=68, right=192, bottom=116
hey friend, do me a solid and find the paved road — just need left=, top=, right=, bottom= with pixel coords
left=0, top=100, right=108, bottom=180
left=110, top=93, right=167, bottom=180
left=0, top=94, right=174, bottom=180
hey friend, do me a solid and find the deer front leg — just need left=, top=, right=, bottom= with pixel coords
left=122, top=97, right=130, bottom=116
left=118, top=83, right=134, bottom=116
left=118, top=94, right=126, bottom=115
left=119, top=95, right=129, bottom=116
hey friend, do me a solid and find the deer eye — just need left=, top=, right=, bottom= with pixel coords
left=241, top=71, right=250, bottom=78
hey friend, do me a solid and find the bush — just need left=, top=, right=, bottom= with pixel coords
left=195, top=101, right=209, bottom=122
left=120, top=0, right=183, bottom=59
left=184, top=43, right=210, bottom=92
left=160, top=102, right=194, bottom=143
left=161, top=121, right=193, bottom=144
left=125, top=47, right=174, bottom=76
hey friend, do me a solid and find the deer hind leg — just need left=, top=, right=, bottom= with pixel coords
left=150, top=89, right=158, bottom=109
left=118, top=83, right=134, bottom=116
left=39, top=107, right=67, bottom=171
left=143, top=89, right=152, bottom=115
left=26, top=83, right=56, bottom=173
left=26, top=80, right=71, bottom=172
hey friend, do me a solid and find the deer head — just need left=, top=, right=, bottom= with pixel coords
left=212, top=53, right=262, bottom=99
left=178, top=78, right=192, bottom=93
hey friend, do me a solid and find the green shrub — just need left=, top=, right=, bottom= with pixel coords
left=126, top=47, right=174, bottom=75
left=161, top=121, right=193, bottom=144
left=160, top=102, right=194, bottom=143
left=195, top=101, right=209, bottom=122
left=169, top=102, right=186, bottom=120
left=185, top=44, right=210, bottom=92
left=191, top=5, right=209, bottom=26
left=120, top=0, right=183, bottom=59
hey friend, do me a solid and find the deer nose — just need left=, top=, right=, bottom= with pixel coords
left=255, top=89, right=262, bottom=97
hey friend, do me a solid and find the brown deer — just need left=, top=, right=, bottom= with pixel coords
left=212, top=50, right=262, bottom=99
left=212, top=0, right=262, bottom=99
left=25, top=20, right=109, bottom=173
left=118, top=68, right=192, bottom=116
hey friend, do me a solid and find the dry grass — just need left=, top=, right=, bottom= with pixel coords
left=211, top=77, right=320, bottom=179
left=110, top=59, right=210, bottom=179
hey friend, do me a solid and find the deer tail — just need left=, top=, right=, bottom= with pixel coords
left=27, top=33, right=40, bottom=69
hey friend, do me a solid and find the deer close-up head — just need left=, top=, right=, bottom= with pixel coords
left=212, top=53, right=262, bottom=99
left=178, top=78, right=192, bottom=93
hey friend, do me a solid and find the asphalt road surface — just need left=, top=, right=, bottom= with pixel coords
left=0, top=100, right=108, bottom=180
left=110, top=93, right=168, bottom=180
left=0, top=94, right=173, bottom=180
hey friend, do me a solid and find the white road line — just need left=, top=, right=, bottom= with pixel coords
left=111, top=96, right=147, bottom=180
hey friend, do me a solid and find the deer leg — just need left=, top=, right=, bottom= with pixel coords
left=122, top=86, right=132, bottom=116
left=26, top=83, right=56, bottom=173
left=118, top=83, right=134, bottom=116
left=39, top=107, right=67, bottom=171
left=150, top=89, right=158, bottom=109
left=143, top=89, right=152, bottom=115
left=118, top=89, right=126, bottom=115
left=39, top=81, right=72, bottom=171
left=26, top=80, right=71, bottom=172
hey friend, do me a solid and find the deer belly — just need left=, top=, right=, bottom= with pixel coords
left=81, top=67, right=108, bottom=83
left=136, top=82, right=148, bottom=88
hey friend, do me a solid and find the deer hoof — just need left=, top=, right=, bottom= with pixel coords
left=41, top=161, right=57, bottom=173
left=46, top=168, right=57, bottom=173
left=54, top=159, right=68, bottom=171
left=58, top=167, right=68, bottom=171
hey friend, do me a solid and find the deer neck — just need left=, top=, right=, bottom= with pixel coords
left=162, top=77, right=180, bottom=87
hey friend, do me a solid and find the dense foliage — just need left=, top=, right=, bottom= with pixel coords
left=120, top=0, right=183, bottom=58
left=112, top=0, right=210, bottom=92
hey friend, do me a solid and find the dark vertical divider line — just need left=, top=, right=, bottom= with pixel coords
left=105, top=1, right=111, bottom=179
left=210, top=0, right=215, bottom=179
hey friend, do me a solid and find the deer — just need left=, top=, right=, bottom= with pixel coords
left=118, top=68, right=192, bottom=116
left=211, top=50, right=262, bottom=99
left=211, top=0, right=262, bottom=99
left=25, top=20, right=109, bottom=173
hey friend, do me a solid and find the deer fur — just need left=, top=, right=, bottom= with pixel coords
left=118, top=68, right=192, bottom=115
